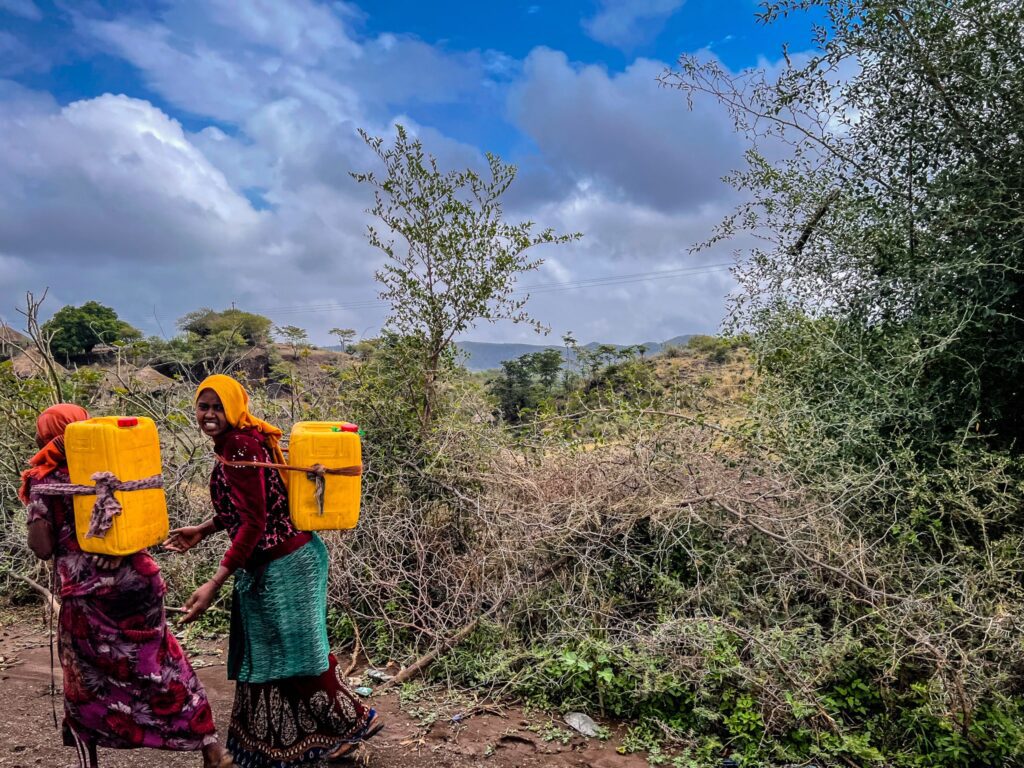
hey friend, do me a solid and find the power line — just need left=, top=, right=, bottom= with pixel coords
left=154, top=262, right=734, bottom=322
left=253, top=263, right=733, bottom=318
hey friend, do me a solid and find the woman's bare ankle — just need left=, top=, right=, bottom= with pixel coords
left=202, top=742, right=224, bottom=766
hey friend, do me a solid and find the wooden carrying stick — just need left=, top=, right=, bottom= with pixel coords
left=11, top=571, right=59, bottom=613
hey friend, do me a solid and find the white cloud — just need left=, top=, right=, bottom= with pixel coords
left=0, top=1, right=768, bottom=346
left=0, top=94, right=260, bottom=264
left=492, top=186, right=740, bottom=344
left=583, top=0, right=686, bottom=49
left=198, top=0, right=361, bottom=60
left=83, top=18, right=297, bottom=123
left=0, top=0, right=41, bottom=21
left=80, top=3, right=490, bottom=129
left=509, top=48, right=743, bottom=212
left=0, top=90, right=385, bottom=332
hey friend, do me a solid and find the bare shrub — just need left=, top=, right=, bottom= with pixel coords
left=3, top=336, right=1021, bottom=764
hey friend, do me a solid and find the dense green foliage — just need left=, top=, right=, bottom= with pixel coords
left=177, top=308, right=272, bottom=346
left=488, top=348, right=563, bottom=422
left=42, top=301, right=141, bottom=361
left=656, top=0, right=1024, bottom=764
left=670, top=0, right=1024, bottom=455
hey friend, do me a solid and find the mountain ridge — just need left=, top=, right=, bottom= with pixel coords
left=454, top=335, right=695, bottom=371
left=325, top=335, right=697, bottom=371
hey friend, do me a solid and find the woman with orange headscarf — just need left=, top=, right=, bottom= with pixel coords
left=21, top=404, right=231, bottom=768
left=164, top=375, right=382, bottom=766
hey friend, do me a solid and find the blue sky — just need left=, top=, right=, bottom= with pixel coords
left=0, top=0, right=822, bottom=345
left=359, top=0, right=814, bottom=70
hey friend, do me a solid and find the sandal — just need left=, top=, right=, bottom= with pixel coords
left=326, top=709, right=385, bottom=761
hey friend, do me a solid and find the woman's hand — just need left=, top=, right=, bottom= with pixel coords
left=88, top=554, right=123, bottom=571
left=163, top=525, right=205, bottom=554
left=180, top=580, right=219, bottom=623
left=27, top=519, right=54, bottom=560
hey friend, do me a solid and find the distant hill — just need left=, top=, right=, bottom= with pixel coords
left=325, top=335, right=696, bottom=371
left=455, top=335, right=694, bottom=372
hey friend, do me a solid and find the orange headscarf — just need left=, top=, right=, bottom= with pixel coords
left=19, top=403, right=90, bottom=504
left=195, top=374, right=288, bottom=484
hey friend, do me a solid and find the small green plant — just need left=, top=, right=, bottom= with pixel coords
left=722, top=693, right=764, bottom=763
left=531, top=719, right=573, bottom=745
left=398, top=680, right=428, bottom=707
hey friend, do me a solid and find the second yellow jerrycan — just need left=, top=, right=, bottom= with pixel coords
left=64, top=416, right=169, bottom=556
left=288, top=421, right=362, bottom=530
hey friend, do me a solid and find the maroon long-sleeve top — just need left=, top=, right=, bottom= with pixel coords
left=210, top=427, right=308, bottom=571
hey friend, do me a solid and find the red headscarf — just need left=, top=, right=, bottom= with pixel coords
left=18, top=403, right=90, bottom=504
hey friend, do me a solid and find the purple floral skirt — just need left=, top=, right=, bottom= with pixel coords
left=58, top=559, right=216, bottom=752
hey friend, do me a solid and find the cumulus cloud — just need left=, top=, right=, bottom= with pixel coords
left=583, top=0, right=686, bottom=49
left=0, top=0, right=762, bottom=345
left=0, top=88, right=388, bottom=335
left=0, top=93, right=260, bottom=265
left=509, top=48, right=743, bottom=212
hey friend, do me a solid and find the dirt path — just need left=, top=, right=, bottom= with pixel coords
left=0, top=612, right=649, bottom=768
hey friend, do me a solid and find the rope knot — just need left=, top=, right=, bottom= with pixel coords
left=307, top=464, right=328, bottom=515
left=85, top=471, right=123, bottom=539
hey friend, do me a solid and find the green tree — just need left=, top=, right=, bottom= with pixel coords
left=274, top=325, right=309, bottom=357
left=42, top=300, right=141, bottom=361
left=177, top=308, right=271, bottom=346
left=272, top=325, right=310, bottom=421
left=665, top=2, right=1024, bottom=758
left=352, top=124, right=580, bottom=430
left=530, top=348, right=563, bottom=390
left=665, top=0, right=1024, bottom=455
left=329, top=327, right=356, bottom=352
left=491, top=357, right=535, bottom=424
left=489, top=348, right=565, bottom=423
left=576, top=344, right=622, bottom=380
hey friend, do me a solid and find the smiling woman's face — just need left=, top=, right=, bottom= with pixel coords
left=195, top=389, right=229, bottom=438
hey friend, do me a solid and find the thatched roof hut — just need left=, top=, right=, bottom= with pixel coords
left=0, top=326, right=29, bottom=359
left=9, top=350, right=67, bottom=379
left=134, top=365, right=176, bottom=391
left=91, top=364, right=176, bottom=393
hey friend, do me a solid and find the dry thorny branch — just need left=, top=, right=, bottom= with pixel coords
left=1, top=367, right=1019, bottom=738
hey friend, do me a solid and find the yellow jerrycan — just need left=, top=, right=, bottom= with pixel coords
left=64, top=416, right=169, bottom=555
left=288, top=421, right=362, bottom=530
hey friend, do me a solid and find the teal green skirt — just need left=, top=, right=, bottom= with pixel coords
left=228, top=535, right=331, bottom=683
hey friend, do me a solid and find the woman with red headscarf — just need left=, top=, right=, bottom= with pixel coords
left=21, top=404, right=233, bottom=768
